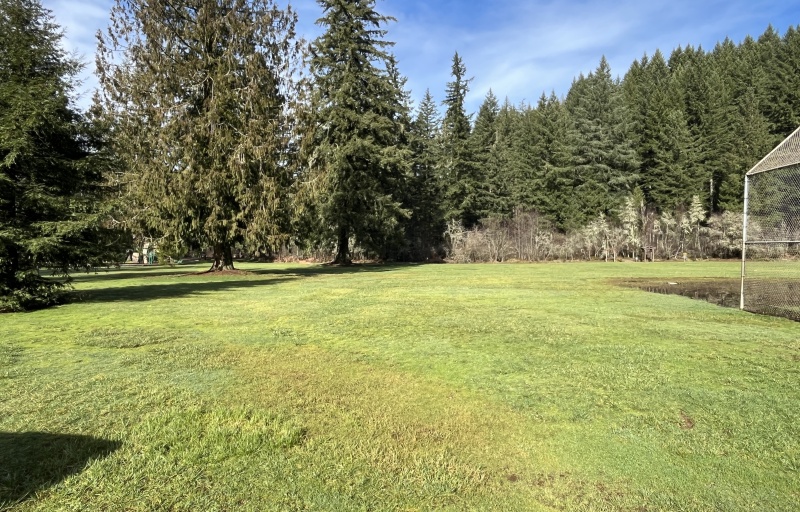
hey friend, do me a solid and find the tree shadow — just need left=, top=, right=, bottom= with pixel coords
left=247, top=262, right=421, bottom=277
left=77, top=276, right=298, bottom=304
left=76, top=263, right=417, bottom=304
left=72, top=262, right=420, bottom=282
left=0, top=432, right=121, bottom=506
left=73, top=268, right=192, bottom=282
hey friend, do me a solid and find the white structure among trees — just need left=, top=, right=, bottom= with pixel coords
left=741, top=126, right=800, bottom=320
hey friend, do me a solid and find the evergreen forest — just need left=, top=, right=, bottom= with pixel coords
left=3, top=0, right=800, bottom=307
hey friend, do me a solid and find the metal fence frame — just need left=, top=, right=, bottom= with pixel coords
left=741, top=125, right=800, bottom=317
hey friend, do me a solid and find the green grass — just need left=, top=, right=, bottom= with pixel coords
left=1, top=261, right=798, bottom=511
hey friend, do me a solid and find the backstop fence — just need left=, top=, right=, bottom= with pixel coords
left=741, top=126, right=800, bottom=321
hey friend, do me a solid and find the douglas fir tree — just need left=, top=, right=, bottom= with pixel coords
left=304, top=0, right=410, bottom=264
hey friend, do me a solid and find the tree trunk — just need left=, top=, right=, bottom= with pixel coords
left=209, top=242, right=235, bottom=271
left=333, top=226, right=351, bottom=265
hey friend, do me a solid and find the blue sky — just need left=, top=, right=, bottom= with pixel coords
left=45, top=0, right=800, bottom=113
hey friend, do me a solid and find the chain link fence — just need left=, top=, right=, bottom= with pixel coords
left=742, top=126, right=800, bottom=321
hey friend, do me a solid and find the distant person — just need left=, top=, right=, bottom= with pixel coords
left=126, top=249, right=133, bottom=262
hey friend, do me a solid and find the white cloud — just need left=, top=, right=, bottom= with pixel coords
left=383, top=0, right=797, bottom=112
left=40, top=0, right=800, bottom=113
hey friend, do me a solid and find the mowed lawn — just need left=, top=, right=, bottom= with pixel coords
left=1, top=261, right=798, bottom=511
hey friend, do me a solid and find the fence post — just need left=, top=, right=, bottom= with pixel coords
left=740, top=175, right=749, bottom=311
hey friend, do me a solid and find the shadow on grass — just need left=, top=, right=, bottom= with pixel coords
left=76, top=263, right=416, bottom=304
left=248, top=262, right=421, bottom=277
left=72, top=268, right=192, bottom=282
left=0, top=432, right=121, bottom=506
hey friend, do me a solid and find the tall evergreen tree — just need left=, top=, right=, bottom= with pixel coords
left=627, top=50, right=695, bottom=211
left=674, top=44, right=727, bottom=212
left=406, top=89, right=444, bottom=258
left=488, top=98, right=522, bottom=217
left=706, top=37, right=773, bottom=211
left=384, top=56, right=418, bottom=259
left=440, top=52, right=480, bottom=226
left=537, top=92, right=577, bottom=229
left=306, top=0, right=410, bottom=264
left=757, top=25, right=798, bottom=138
left=508, top=96, right=548, bottom=214
left=0, top=0, right=124, bottom=310
left=780, top=26, right=800, bottom=132
left=469, top=90, right=503, bottom=217
left=566, top=57, right=639, bottom=224
left=96, top=0, right=303, bottom=270
left=719, top=87, right=774, bottom=210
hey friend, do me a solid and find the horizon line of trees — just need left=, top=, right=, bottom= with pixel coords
left=3, top=0, right=800, bottom=309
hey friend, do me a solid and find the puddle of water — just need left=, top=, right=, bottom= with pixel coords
left=616, top=278, right=800, bottom=322
left=615, top=279, right=742, bottom=309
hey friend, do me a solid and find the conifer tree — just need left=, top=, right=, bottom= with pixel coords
left=704, top=38, right=772, bottom=211
left=628, top=51, right=694, bottom=211
left=757, top=25, right=798, bottom=138
left=96, top=0, right=303, bottom=271
left=407, top=89, right=444, bottom=258
left=384, top=56, right=417, bottom=259
left=537, top=92, right=577, bottom=229
left=508, top=97, right=547, bottom=214
left=566, top=57, right=639, bottom=223
left=780, top=26, right=800, bottom=132
left=0, top=0, right=124, bottom=310
left=718, top=86, right=774, bottom=210
left=674, top=45, right=728, bottom=212
left=488, top=98, right=521, bottom=217
left=440, top=52, right=480, bottom=226
left=306, top=0, right=410, bottom=264
left=469, top=90, right=502, bottom=217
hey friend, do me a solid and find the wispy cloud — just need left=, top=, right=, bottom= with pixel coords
left=382, top=0, right=800, bottom=112
left=43, top=0, right=800, bottom=113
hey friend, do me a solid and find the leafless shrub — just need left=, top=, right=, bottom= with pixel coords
left=443, top=207, right=745, bottom=263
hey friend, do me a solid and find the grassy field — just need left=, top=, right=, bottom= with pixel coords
left=1, top=261, right=798, bottom=511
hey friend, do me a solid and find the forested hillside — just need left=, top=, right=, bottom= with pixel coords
left=411, top=26, right=800, bottom=261
left=460, top=30, right=800, bottom=227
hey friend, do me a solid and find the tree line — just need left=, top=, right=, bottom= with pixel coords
left=420, top=27, right=800, bottom=261
left=2, top=0, right=799, bottom=309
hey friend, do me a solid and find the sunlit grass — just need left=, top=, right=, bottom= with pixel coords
left=1, top=261, right=798, bottom=510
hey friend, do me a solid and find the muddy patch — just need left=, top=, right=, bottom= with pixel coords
left=679, top=411, right=696, bottom=430
left=614, top=278, right=742, bottom=309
